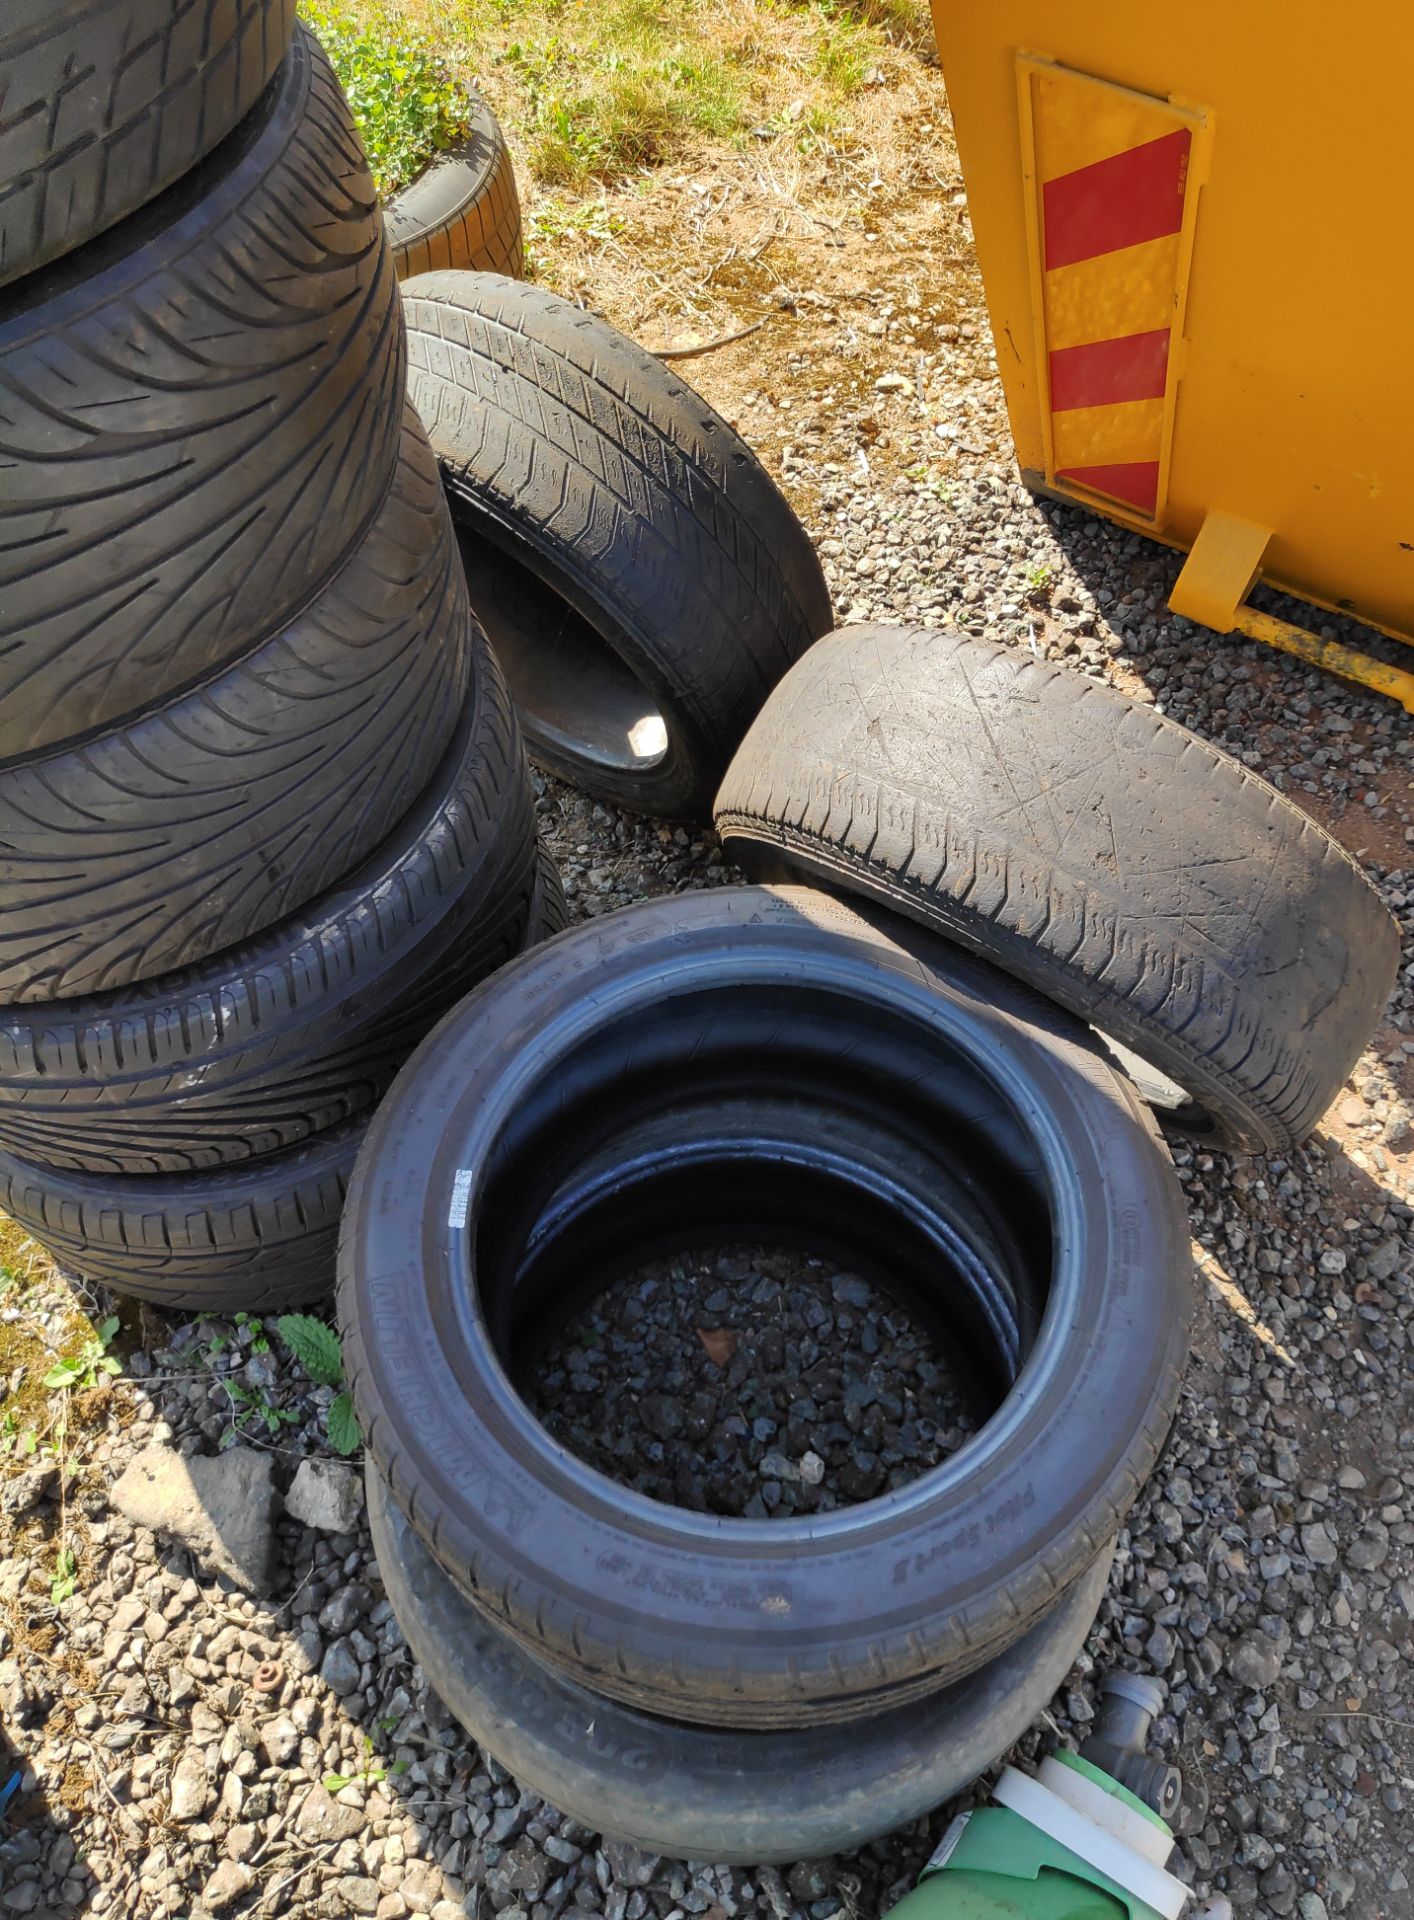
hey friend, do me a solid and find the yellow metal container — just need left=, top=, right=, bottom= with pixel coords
left=930, top=3, right=1414, bottom=711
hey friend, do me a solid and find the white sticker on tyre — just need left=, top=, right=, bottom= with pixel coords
left=447, top=1168, right=473, bottom=1228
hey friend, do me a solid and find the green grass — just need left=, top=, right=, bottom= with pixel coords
left=496, top=21, right=742, bottom=187
left=366, top=0, right=930, bottom=194
left=300, top=0, right=472, bottom=193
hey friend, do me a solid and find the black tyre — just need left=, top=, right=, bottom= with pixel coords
left=369, top=1465, right=1113, bottom=1865
left=528, top=839, right=570, bottom=939
left=715, top=626, right=1401, bottom=1153
left=1, top=1118, right=355, bottom=1312
left=0, top=857, right=566, bottom=1312
left=0, top=23, right=405, bottom=760
left=339, top=885, right=1192, bottom=1728
left=0, top=0, right=297, bottom=288
left=386, top=101, right=523, bottom=280
left=404, top=273, right=833, bottom=819
left=0, top=408, right=470, bottom=1005
left=0, top=627, right=537, bottom=1172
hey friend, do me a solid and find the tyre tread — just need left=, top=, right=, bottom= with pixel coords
left=716, top=627, right=1398, bottom=1151
left=0, top=410, right=470, bottom=1003
left=0, top=24, right=405, bottom=759
left=404, top=273, right=831, bottom=815
left=0, top=0, right=298, bottom=286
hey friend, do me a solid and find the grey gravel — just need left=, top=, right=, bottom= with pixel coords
left=0, top=1463, right=56, bottom=1515
left=168, top=1749, right=216, bottom=1823
left=529, top=1245, right=973, bottom=1517
left=1228, top=1633, right=1286, bottom=1692
left=286, top=1456, right=365, bottom=1534
left=202, top=1859, right=255, bottom=1911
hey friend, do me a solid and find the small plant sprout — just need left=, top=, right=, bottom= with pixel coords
left=235, top=1311, right=271, bottom=1355
left=42, top=1360, right=78, bottom=1608
left=0, top=1412, right=38, bottom=1458
left=51, top=1547, right=77, bottom=1608
left=43, top=1317, right=121, bottom=1393
left=324, top=1734, right=408, bottom=1793
left=227, top=1382, right=300, bottom=1439
left=275, top=1314, right=363, bottom=1457
left=1022, top=560, right=1055, bottom=602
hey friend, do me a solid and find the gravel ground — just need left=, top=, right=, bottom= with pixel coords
left=530, top=1247, right=972, bottom=1517
left=3, top=290, right=1414, bottom=1920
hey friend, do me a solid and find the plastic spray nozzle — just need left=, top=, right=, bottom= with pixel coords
left=1080, top=1672, right=1183, bottom=1823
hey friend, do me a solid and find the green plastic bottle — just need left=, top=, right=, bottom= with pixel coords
left=886, top=1675, right=1202, bottom=1920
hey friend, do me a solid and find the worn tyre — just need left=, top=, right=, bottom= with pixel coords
left=404, top=273, right=832, bottom=818
left=0, top=857, right=565, bottom=1311
left=715, top=626, right=1401, bottom=1153
left=0, top=628, right=538, bottom=1172
left=0, top=0, right=298, bottom=288
left=340, top=885, right=1192, bottom=1728
left=0, top=410, right=470, bottom=1005
left=369, top=1466, right=1112, bottom=1865
left=0, top=23, right=405, bottom=760
left=386, top=102, right=522, bottom=280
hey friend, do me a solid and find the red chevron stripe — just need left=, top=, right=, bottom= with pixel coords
left=1056, top=461, right=1160, bottom=513
left=1049, top=327, right=1171, bottom=412
left=1043, top=130, right=1191, bottom=271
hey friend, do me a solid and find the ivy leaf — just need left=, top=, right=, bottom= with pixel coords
left=326, top=1391, right=363, bottom=1458
left=275, top=1314, right=345, bottom=1388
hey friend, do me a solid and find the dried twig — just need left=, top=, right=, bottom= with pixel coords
left=76, top=1739, right=144, bottom=1839
left=649, top=320, right=765, bottom=361
left=258, top=1835, right=341, bottom=1911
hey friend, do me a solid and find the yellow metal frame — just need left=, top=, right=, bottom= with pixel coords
left=930, top=3, right=1414, bottom=713
left=1232, top=609, right=1414, bottom=713
left=1170, top=509, right=1414, bottom=712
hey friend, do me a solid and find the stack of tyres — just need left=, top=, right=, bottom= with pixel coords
left=339, top=612, right=1400, bottom=1861
left=339, top=884, right=1196, bottom=1859
left=0, top=4, right=551, bottom=1309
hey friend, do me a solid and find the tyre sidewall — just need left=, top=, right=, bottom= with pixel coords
left=368, top=1463, right=1113, bottom=1862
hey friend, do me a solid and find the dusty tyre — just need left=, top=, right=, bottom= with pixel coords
left=339, top=885, right=1192, bottom=1729
left=0, top=628, right=538, bottom=1173
left=0, top=409, right=470, bottom=1005
left=369, top=1465, right=1113, bottom=1865
left=0, top=0, right=297, bottom=288
left=0, top=23, right=405, bottom=760
left=404, top=273, right=832, bottom=819
left=386, top=102, right=523, bottom=280
left=715, top=626, right=1401, bottom=1153
left=0, top=859, right=565, bottom=1311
